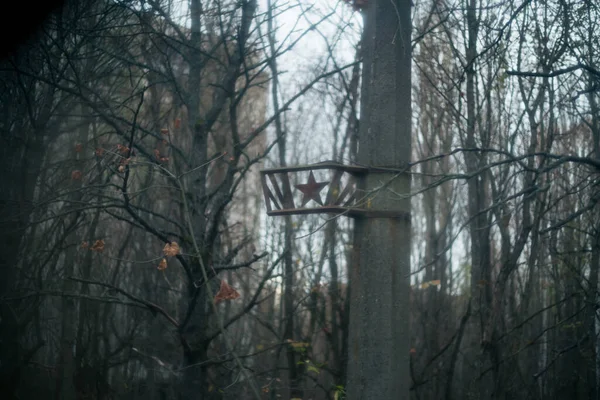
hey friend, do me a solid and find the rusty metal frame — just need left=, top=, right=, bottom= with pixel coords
left=260, top=162, right=409, bottom=219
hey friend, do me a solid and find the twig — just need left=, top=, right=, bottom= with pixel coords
left=68, top=277, right=180, bottom=329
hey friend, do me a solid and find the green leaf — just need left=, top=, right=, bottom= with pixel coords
left=307, top=365, right=320, bottom=374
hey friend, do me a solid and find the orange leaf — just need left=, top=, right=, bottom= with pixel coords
left=214, top=280, right=240, bottom=304
left=163, top=242, right=180, bottom=257
left=174, top=118, right=181, bottom=129
left=71, top=170, right=83, bottom=180
left=90, top=239, right=105, bottom=252
left=117, top=144, right=129, bottom=155
left=421, top=279, right=441, bottom=289
left=157, top=258, right=167, bottom=271
left=95, top=147, right=105, bottom=157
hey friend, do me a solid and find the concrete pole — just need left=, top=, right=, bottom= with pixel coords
left=346, top=0, right=412, bottom=398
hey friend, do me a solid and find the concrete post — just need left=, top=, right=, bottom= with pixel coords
left=346, top=0, right=412, bottom=398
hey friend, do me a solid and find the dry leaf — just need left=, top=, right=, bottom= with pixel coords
left=75, top=143, right=83, bottom=153
left=95, top=147, right=105, bottom=157
left=421, top=279, right=441, bottom=289
left=116, top=144, right=129, bottom=155
left=163, top=242, right=180, bottom=257
left=174, top=118, right=181, bottom=129
left=81, top=241, right=89, bottom=249
left=71, top=170, right=83, bottom=180
left=118, top=165, right=125, bottom=173
left=90, top=239, right=105, bottom=252
left=157, top=258, right=167, bottom=271
left=214, top=280, right=240, bottom=304
left=160, top=128, right=169, bottom=135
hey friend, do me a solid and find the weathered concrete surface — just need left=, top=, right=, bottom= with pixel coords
left=346, top=0, right=412, bottom=398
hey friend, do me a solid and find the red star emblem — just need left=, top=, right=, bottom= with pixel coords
left=295, top=171, right=329, bottom=207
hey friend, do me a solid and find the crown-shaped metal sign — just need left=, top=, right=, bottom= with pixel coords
left=260, top=161, right=407, bottom=218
